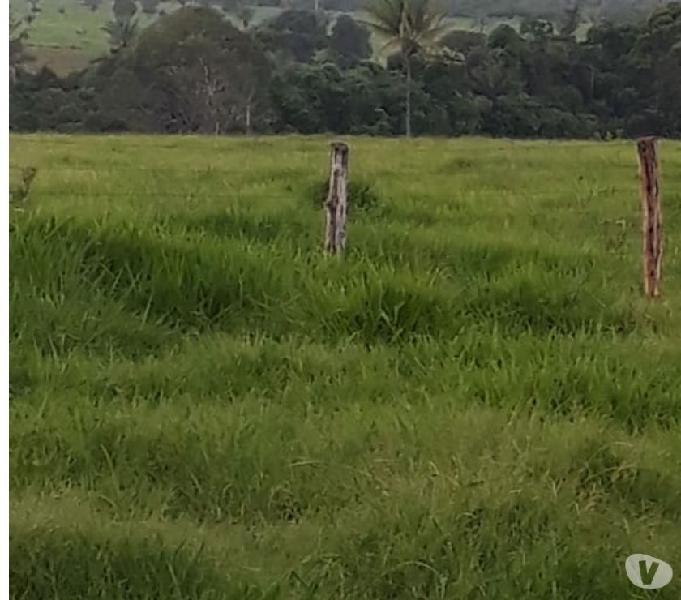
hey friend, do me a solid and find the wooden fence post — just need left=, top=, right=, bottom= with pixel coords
left=324, top=142, right=349, bottom=255
left=636, top=137, right=663, bottom=298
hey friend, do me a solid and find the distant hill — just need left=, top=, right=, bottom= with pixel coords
left=9, top=0, right=675, bottom=75
left=10, top=0, right=280, bottom=74
left=454, top=0, right=671, bottom=21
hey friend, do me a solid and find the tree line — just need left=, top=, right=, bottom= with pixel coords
left=9, top=1, right=681, bottom=138
left=74, top=0, right=675, bottom=23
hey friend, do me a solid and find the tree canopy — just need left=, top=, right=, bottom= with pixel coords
left=9, top=2, right=681, bottom=138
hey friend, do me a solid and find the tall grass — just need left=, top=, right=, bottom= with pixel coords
left=10, top=135, right=681, bottom=599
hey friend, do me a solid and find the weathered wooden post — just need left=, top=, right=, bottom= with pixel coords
left=324, top=141, right=349, bottom=255
left=636, top=137, right=663, bottom=298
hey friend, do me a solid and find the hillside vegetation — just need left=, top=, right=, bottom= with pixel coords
left=9, top=134, right=681, bottom=599
left=10, top=0, right=277, bottom=73
left=9, top=0, right=673, bottom=74
left=11, top=3, right=681, bottom=139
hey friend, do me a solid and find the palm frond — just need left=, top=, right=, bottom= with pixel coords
left=364, top=0, right=452, bottom=52
left=362, top=0, right=404, bottom=36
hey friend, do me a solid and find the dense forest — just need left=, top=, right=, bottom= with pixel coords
left=9, top=0, right=681, bottom=138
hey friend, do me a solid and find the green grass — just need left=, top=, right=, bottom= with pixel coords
left=10, top=134, right=681, bottom=599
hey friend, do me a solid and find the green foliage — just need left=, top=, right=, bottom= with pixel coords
left=310, top=176, right=380, bottom=212
left=8, top=2, right=681, bottom=138
left=9, top=134, right=681, bottom=598
left=113, top=0, right=137, bottom=19
left=441, top=28, right=486, bottom=53
left=9, top=0, right=678, bottom=74
left=264, top=9, right=329, bottom=62
left=488, top=23, right=524, bottom=53
left=270, top=61, right=402, bottom=134
left=328, top=14, right=372, bottom=67
left=363, top=0, right=451, bottom=57
left=520, top=17, right=555, bottom=41
left=363, top=0, right=452, bottom=136
left=96, top=7, right=272, bottom=132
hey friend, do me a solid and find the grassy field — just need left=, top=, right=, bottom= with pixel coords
left=9, top=134, right=681, bottom=599
left=10, top=0, right=177, bottom=74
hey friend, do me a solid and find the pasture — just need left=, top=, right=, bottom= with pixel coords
left=9, top=135, right=681, bottom=598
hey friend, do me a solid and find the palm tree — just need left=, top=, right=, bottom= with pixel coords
left=363, top=0, right=450, bottom=137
